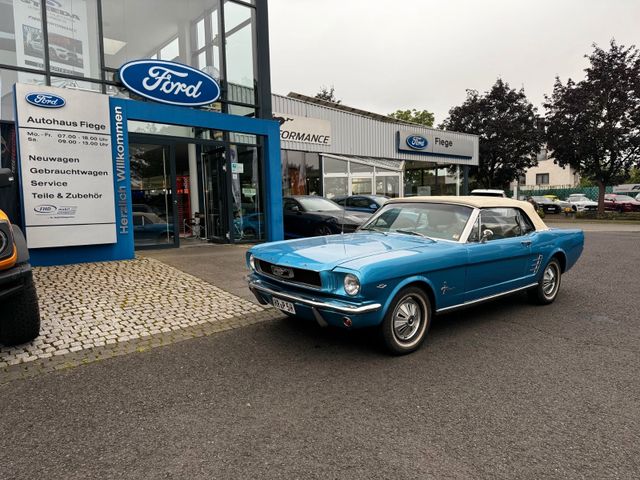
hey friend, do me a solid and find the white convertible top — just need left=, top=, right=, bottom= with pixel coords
left=388, top=196, right=549, bottom=231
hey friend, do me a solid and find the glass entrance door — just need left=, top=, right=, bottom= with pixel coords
left=129, top=142, right=178, bottom=248
left=202, top=144, right=229, bottom=242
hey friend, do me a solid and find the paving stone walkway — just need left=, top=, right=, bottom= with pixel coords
left=0, top=257, right=280, bottom=378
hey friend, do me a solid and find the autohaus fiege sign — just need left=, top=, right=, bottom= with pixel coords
left=15, top=83, right=116, bottom=249
left=118, top=59, right=221, bottom=106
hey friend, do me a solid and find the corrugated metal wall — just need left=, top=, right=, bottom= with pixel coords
left=272, top=94, right=479, bottom=166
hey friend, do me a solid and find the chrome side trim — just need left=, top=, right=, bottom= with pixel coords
left=436, top=282, right=539, bottom=313
left=248, top=279, right=382, bottom=314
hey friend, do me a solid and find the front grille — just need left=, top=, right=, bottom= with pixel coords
left=256, top=259, right=322, bottom=288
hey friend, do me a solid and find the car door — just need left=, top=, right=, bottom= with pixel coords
left=465, top=208, right=534, bottom=301
left=283, top=199, right=304, bottom=238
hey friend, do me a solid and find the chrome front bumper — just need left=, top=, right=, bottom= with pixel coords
left=248, top=277, right=382, bottom=315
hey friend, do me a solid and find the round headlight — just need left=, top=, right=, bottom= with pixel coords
left=344, top=274, right=360, bottom=296
left=249, top=254, right=256, bottom=271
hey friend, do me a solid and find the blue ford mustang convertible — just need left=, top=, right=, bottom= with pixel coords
left=247, top=197, right=584, bottom=355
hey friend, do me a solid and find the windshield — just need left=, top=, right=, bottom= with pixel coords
left=298, top=197, right=343, bottom=212
left=360, top=202, right=473, bottom=241
left=611, top=195, right=635, bottom=202
left=569, top=196, right=588, bottom=202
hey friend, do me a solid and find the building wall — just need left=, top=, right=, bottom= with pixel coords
left=272, top=94, right=479, bottom=166
left=524, top=157, right=579, bottom=187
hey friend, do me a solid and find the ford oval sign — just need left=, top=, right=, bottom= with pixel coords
left=118, top=59, right=221, bottom=107
left=25, top=92, right=66, bottom=108
left=406, top=135, right=428, bottom=150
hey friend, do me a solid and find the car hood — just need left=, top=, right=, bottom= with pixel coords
left=250, top=232, right=451, bottom=272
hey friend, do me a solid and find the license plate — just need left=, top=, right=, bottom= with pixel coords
left=273, top=297, right=296, bottom=314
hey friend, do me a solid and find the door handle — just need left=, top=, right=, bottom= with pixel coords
left=521, top=240, right=532, bottom=246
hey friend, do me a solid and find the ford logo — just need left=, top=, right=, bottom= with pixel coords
left=271, top=265, right=294, bottom=279
left=406, top=135, right=428, bottom=150
left=34, top=204, right=58, bottom=214
left=118, top=59, right=221, bottom=107
left=25, top=92, right=66, bottom=108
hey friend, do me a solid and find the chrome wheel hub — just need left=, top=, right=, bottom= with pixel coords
left=393, top=297, right=422, bottom=341
left=542, top=264, right=558, bottom=297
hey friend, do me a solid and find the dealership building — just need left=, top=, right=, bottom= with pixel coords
left=0, top=0, right=478, bottom=267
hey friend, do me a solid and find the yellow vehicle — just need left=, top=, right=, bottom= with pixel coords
left=543, top=194, right=575, bottom=213
left=0, top=168, right=40, bottom=345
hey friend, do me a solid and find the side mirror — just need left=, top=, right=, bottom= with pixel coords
left=0, top=168, right=14, bottom=188
left=480, top=229, right=494, bottom=243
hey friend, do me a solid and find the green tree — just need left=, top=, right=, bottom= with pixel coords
left=315, top=85, right=340, bottom=104
left=544, top=40, right=640, bottom=212
left=441, top=78, right=544, bottom=189
left=388, top=109, right=434, bottom=127
left=627, top=167, right=640, bottom=184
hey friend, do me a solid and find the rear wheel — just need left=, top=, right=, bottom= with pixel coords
left=528, top=258, right=562, bottom=305
left=380, top=286, right=431, bottom=355
left=0, top=274, right=41, bottom=346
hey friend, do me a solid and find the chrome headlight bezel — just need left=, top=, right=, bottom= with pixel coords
left=249, top=253, right=256, bottom=271
left=343, top=273, right=361, bottom=296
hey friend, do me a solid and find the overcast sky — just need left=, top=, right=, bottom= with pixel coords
left=268, top=0, right=640, bottom=125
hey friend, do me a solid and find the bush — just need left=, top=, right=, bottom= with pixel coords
left=576, top=211, right=640, bottom=221
left=536, top=208, right=545, bottom=218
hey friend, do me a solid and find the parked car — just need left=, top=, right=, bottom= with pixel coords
left=531, top=196, right=562, bottom=214
left=333, top=194, right=388, bottom=216
left=133, top=212, right=174, bottom=241
left=470, top=189, right=506, bottom=197
left=0, top=168, right=41, bottom=345
left=604, top=194, right=640, bottom=212
left=566, top=194, right=598, bottom=212
left=636, top=193, right=640, bottom=202
left=283, top=196, right=364, bottom=238
left=543, top=194, right=573, bottom=212
left=247, top=196, right=584, bottom=354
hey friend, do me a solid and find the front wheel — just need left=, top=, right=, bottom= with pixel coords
left=528, top=258, right=562, bottom=305
left=380, top=287, right=431, bottom=355
left=0, top=274, right=41, bottom=346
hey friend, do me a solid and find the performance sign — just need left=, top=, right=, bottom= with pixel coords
left=15, top=83, right=116, bottom=248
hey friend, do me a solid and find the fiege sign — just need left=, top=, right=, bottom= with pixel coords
left=118, top=60, right=221, bottom=107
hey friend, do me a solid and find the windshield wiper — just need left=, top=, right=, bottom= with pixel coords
left=359, top=226, right=388, bottom=235
left=394, top=230, right=436, bottom=241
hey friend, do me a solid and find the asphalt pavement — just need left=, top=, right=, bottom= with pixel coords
left=1, top=231, right=639, bottom=479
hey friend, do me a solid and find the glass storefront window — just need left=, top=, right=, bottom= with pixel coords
left=0, top=0, right=45, bottom=69
left=350, top=162, right=373, bottom=174
left=376, top=175, right=400, bottom=198
left=50, top=76, right=102, bottom=92
left=129, top=143, right=175, bottom=248
left=102, top=0, right=210, bottom=68
left=230, top=144, right=264, bottom=241
left=282, top=150, right=320, bottom=197
left=0, top=69, right=46, bottom=121
left=404, top=161, right=460, bottom=196
left=324, top=177, right=348, bottom=199
left=351, top=177, right=373, bottom=195
left=324, top=157, right=348, bottom=174
left=224, top=2, right=256, bottom=100
left=46, top=0, right=101, bottom=80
